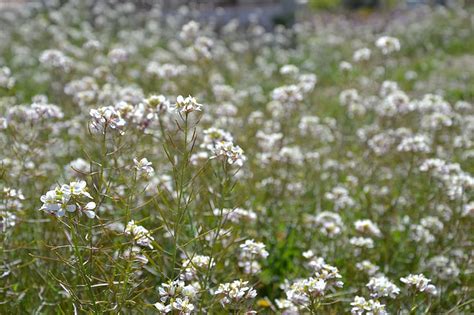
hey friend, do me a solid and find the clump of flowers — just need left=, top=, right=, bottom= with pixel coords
left=238, top=239, right=269, bottom=274
left=173, top=95, right=202, bottom=114
left=214, top=207, right=257, bottom=224
left=133, top=157, right=154, bottom=178
left=125, top=220, right=154, bottom=249
left=306, top=211, right=345, bottom=238
left=181, top=255, right=215, bottom=281
left=89, top=106, right=126, bottom=134
left=354, top=219, right=382, bottom=237
left=280, top=260, right=343, bottom=311
left=213, top=279, right=257, bottom=307
left=350, top=296, right=387, bottom=315
left=400, top=274, right=437, bottom=295
left=375, top=36, right=401, bottom=55
left=154, top=280, right=198, bottom=314
left=366, top=275, right=400, bottom=299
left=210, top=140, right=247, bottom=167
left=397, top=134, right=431, bottom=153
left=39, top=181, right=96, bottom=218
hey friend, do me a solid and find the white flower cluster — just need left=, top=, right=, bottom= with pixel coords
left=191, top=127, right=246, bottom=167
left=238, top=239, right=269, bottom=274
left=181, top=255, right=214, bottom=281
left=272, top=85, right=304, bottom=105
left=0, top=66, right=15, bottom=89
left=132, top=95, right=170, bottom=130
left=108, top=47, right=129, bottom=64
left=354, top=219, right=382, bottom=237
left=173, top=95, right=202, bottom=114
left=201, top=127, right=233, bottom=151
left=375, top=36, right=401, bottom=55
left=39, top=49, right=73, bottom=72
left=350, top=237, right=375, bottom=250
left=353, top=48, right=371, bottom=62
left=213, top=207, right=257, bottom=224
left=89, top=106, right=126, bottom=134
left=281, top=260, right=343, bottom=310
left=64, top=76, right=98, bottom=107
left=154, top=280, right=199, bottom=314
left=325, top=185, right=355, bottom=211
left=133, top=157, right=154, bottom=178
left=210, top=140, right=247, bottom=167
left=1, top=187, right=25, bottom=231
left=125, top=220, right=154, bottom=249
left=213, top=279, right=257, bottom=307
left=426, top=255, right=460, bottom=280
left=6, top=101, right=64, bottom=123
left=39, top=180, right=96, bottom=218
left=305, top=211, right=345, bottom=238
left=420, top=158, right=474, bottom=200
left=397, top=134, right=431, bottom=153
left=146, top=62, right=186, bottom=79
left=351, top=296, right=387, bottom=315
left=400, top=274, right=437, bottom=295
left=366, top=275, right=400, bottom=299
left=355, top=260, right=380, bottom=276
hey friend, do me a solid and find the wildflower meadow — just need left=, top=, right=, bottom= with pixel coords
left=0, top=0, right=473, bottom=313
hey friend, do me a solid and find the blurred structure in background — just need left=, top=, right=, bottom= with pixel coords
left=0, top=0, right=28, bottom=9
left=161, top=0, right=299, bottom=28
left=0, top=0, right=468, bottom=24
left=0, top=0, right=300, bottom=28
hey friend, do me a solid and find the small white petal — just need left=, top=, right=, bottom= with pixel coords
left=66, top=204, right=77, bottom=212
left=85, top=202, right=96, bottom=210
left=84, top=210, right=96, bottom=219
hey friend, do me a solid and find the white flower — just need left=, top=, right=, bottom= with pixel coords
left=213, top=208, right=257, bottom=224
left=351, top=296, right=387, bottom=315
left=133, top=157, right=154, bottom=177
left=308, top=211, right=345, bottom=237
left=350, top=237, right=374, bottom=249
left=339, top=89, right=360, bottom=106
left=239, top=240, right=269, bottom=259
left=108, top=47, right=129, bottom=64
left=180, top=21, right=200, bottom=41
left=89, top=106, right=126, bottom=134
left=181, top=255, right=214, bottom=280
left=173, top=95, right=202, bottom=114
left=39, top=49, right=73, bottom=71
left=367, top=276, right=400, bottom=299
left=280, top=64, right=299, bottom=76
left=376, top=36, right=401, bottom=55
left=356, top=261, right=380, bottom=276
left=39, top=181, right=94, bottom=218
left=67, top=180, right=93, bottom=198
left=238, top=239, right=268, bottom=274
left=400, top=274, right=437, bottom=295
left=462, top=201, right=474, bottom=217
left=397, top=134, right=431, bottom=153
left=213, top=280, right=257, bottom=306
left=125, top=220, right=154, bottom=249
left=339, top=61, right=353, bottom=72
left=271, top=85, right=304, bottom=104
left=154, top=302, right=172, bottom=313
left=353, top=48, right=371, bottom=62
left=172, top=298, right=195, bottom=314
left=0, top=66, right=15, bottom=89
left=202, top=128, right=233, bottom=150
left=354, top=219, right=382, bottom=237
left=211, top=141, right=246, bottom=167
left=83, top=202, right=96, bottom=219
